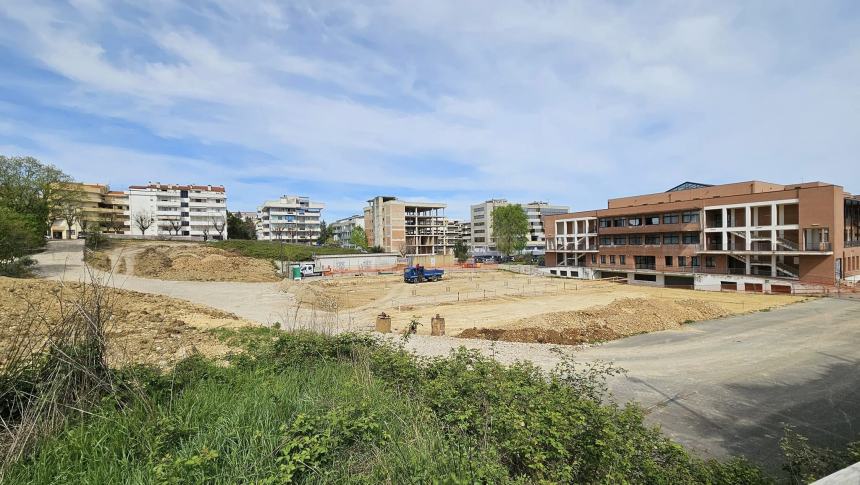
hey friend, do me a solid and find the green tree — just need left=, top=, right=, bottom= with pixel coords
left=0, top=155, right=76, bottom=238
left=0, top=206, right=42, bottom=274
left=349, top=226, right=368, bottom=249
left=317, top=220, right=330, bottom=244
left=453, top=239, right=469, bottom=262
left=227, top=211, right=256, bottom=239
left=491, top=205, right=529, bottom=257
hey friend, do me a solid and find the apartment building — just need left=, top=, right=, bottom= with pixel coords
left=256, top=195, right=324, bottom=244
left=128, top=183, right=228, bottom=239
left=330, top=215, right=365, bottom=248
left=48, top=183, right=129, bottom=239
left=543, top=181, right=860, bottom=291
left=441, top=219, right=470, bottom=254
left=364, top=196, right=448, bottom=254
left=470, top=199, right=568, bottom=255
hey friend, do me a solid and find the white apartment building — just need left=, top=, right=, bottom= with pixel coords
left=442, top=219, right=470, bottom=253
left=127, top=183, right=228, bottom=239
left=330, top=215, right=365, bottom=248
left=257, top=195, right=324, bottom=244
left=470, top=199, right=568, bottom=255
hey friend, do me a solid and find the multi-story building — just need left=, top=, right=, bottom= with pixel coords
left=543, top=181, right=860, bottom=291
left=522, top=201, right=570, bottom=253
left=364, top=196, right=448, bottom=254
left=330, top=215, right=365, bottom=248
left=128, top=183, right=228, bottom=239
left=48, top=183, right=129, bottom=239
left=470, top=199, right=569, bottom=255
left=470, top=199, right=508, bottom=254
left=441, top=219, right=470, bottom=254
left=256, top=195, right=324, bottom=244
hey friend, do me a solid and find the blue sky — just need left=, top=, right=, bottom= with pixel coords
left=1, top=1, right=858, bottom=221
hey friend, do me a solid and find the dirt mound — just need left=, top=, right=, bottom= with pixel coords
left=133, top=245, right=279, bottom=282
left=0, top=277, right=255, bottom=368
left=84, top=250, right=111, bottom=272
left=457, top=297, right=730, bottom=345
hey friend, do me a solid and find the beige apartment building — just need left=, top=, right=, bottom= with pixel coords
left=543, top=181, right=860, bottom=291
left=48, top=183, right=129, bottom=239
left=364, top=196, right=448, bottom=254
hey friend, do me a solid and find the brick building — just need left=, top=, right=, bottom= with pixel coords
left=543, top=181, right=860, bottom=291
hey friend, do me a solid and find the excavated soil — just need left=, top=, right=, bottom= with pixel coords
left=0, top=277, right=255, bottom=368
left=457, top=297, right=730, bottom=345
left=283, top=274, right=401, bottom=311
left=133, top=245, right=280, bottom=282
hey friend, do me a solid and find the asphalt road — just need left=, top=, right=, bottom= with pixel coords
left=30, top=240, right=860, bottom=472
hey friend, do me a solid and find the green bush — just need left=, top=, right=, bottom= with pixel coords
left=781, top=426, right=860, bottom=484
left=5, top=331, right=791, bottom=483
left=211, top=239, right=358, bottom=261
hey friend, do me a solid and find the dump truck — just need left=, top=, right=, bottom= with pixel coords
left=403, top=265, right=444, bottom=283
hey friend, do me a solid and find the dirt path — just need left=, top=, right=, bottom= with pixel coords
left=34, top=240, right=295, bottom=325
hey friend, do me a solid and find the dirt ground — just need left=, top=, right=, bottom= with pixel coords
left=287, top=271, right=804, bottom=343
left=0, top=277, right=255, bottom=368
left=93, top=241, right=280, bottom=282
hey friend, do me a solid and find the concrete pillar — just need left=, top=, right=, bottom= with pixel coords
left=745, top=206, right=752, bottom=250
left=745, top=256, right=751, bottom=275
left=771, top=254, right=777, bottom=277
left=771, top=204, right=778, bottom=249
left=375, top=313, right=391, bottom=333
left=431, top=314, right=446, bottom=336
left=721, top=208, right=728, bottom=250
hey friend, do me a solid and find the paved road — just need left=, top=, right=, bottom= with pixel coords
left=31, top=240, right=860, bottom=471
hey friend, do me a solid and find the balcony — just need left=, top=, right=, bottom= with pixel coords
left=804, top=241, right=832, bottom=252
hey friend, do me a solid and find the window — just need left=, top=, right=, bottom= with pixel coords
left=682, top=211, right=700, bottom=223
left=613, top=236, right=626, bottom=246
left=620, top=255, right=626, bottom=265
left=645, top=216, right=660, bottom=225
left=612, top=218, right=626, bottom=227
left=691, top=256, right=700, bottom=267
left=600, top=255, right=606, bottom=264
left=705, top=256, right=715, bottom=268
left=682, top=233, right=700, bottom=244
left=610, top=255, right=616, bottom=264
left=628, top=217, right=642, bottom=226
left=678, top=256, right=687, bottom=267
left=591, top=254, right=597, bottom=264
left=600, top=236, right=611, bottom=246
left=599, top=218, right=611, bottom=228
left=644, top=234, right=660, bottom=245
left=665, top=256, right=673, bottom=267
left=663, top=213, right=679, bottom=224
left=628, top=235, right=642, bottom=245
left=663, top=234, right=680, bottom=244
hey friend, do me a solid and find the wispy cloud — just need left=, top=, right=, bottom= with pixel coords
left=0, top=0, right=858, bottom=220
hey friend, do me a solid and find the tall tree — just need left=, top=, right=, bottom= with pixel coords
left=491, top=205, right=529, bottom=256
left=453, top=239, right=469, bottom=262
left=317, top=220, right=330, bottom=244
left=0, top=155, right=77, bottom=238
left=349, top=226, right=368, bottom=249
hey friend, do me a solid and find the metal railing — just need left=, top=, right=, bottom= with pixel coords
left=804, top=242, right=832, bottom=251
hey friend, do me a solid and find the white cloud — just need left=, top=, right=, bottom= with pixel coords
left=0, top=0, right=858, bottom=220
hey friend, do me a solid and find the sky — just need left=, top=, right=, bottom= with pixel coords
left=1, top=1, right=858, bottom=221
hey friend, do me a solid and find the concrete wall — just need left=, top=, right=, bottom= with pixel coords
left=315, top=254, right=399, bottom=273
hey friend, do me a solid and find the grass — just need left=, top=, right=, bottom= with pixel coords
left=3, top=329, right=785, bottom=484
left=211, top=240, right=359, bottom=261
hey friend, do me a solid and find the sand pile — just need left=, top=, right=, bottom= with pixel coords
left=458, top=297, right=730, bottom=345
left=133, top=245, right=279, bottom=282
left=0, top=277, right=255, bottom=368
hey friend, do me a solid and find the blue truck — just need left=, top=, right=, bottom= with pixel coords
left=403, top=265, right=444, bottom=283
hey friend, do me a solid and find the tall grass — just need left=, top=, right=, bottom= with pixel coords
left=0, top=268, right=125, bottom=475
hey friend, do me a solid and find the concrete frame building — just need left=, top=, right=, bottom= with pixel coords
left=543, top=181, right=860, bottom=291
left=470, top=199, right=568, bottom=255
left=364, top=196, right=448, bottom=255
left=256, top=195, right=324, bottom=244
left=128, top=183, right=228, bottom=239
left=48, top=183, right=129, bottom=239
left=330, top=214, right=365, bottom=248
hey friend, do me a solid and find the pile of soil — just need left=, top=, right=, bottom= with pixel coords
left=0, top=277, right=254, bottom=368
left=84, top=250, right=112, bottom=272
left=458, top=297, right=729, bottom=346
left=133, top=245, right=279, bottom=282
